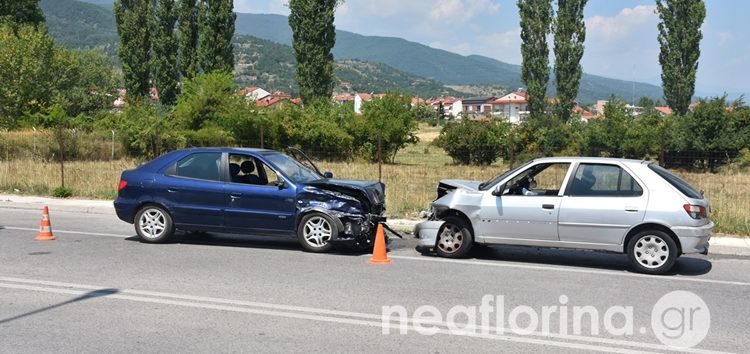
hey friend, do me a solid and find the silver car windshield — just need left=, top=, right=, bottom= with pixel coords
left=479, top=160, right=534, bottom=191
left=264, top=153, right=322, bottom=183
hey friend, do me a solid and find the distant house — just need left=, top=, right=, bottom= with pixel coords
left=573, top=105, right=596, bottom=122
left=490, top=92, right=528, bottom=124
left=462, top=96, right=496, bottom=115
left=240, top=86, right=271, bottom=102
left=428, top=98, right=463, bottom=118
left=654, top=106, right=673, bottom=116
left=353, top=93, right=372, bottom=114
left=333, top=93, right=354, bottom=105
left=256, top=91, right=298, bottom=109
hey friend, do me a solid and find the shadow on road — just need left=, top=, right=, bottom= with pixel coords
left=123, top=232, right=375, bottom=256
left=0, top=288, right=119, bottom=325
left=463, top=244, right=712, bottom=276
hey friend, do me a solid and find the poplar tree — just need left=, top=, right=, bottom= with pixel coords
left=0, top=0, right=45, bottom=28
left=656, top=0, right=705, bottom=115
left=151, top=0, right=179, bottom=105
left=288, top=0, right=341, bottom=104
left=177, top=0, right=199, bottom=79
left=553, top=0, right=587, bottom=122
left=518, top=0, right=553, bottom=119
left=114, top=0, right=151, bottom=99
left=198, top=0, right=236, bottom=73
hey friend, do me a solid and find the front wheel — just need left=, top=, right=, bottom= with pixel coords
left=627, top=230, right=678, bottom=275
left=134, top=205, right=174, bottom=243
left=435, top=216, right=474, bottom=258
left=297, top=212, right=338, bottom=253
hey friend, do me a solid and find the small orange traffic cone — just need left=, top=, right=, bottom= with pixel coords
left=368, top=223, right=391, bottom=265
left=35, top=206, right=55, bottom=241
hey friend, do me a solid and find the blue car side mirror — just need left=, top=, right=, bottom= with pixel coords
left=323, top=171, right=333, bottom=179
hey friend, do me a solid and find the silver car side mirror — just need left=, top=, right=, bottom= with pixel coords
left=492, top=183, right=505, bottom=197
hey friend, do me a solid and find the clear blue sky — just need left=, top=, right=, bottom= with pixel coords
left=234, top=0, right=748, bottom=97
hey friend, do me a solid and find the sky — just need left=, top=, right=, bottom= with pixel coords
left=233, top=0, right=749, bottom=97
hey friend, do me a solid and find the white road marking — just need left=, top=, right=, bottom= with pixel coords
left=1, top=226, right=130, bottom=238
left=0, top=276, right=730, bottom=354
left=387, top=255, right=750, bottom=287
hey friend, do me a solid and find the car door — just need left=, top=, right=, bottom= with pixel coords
left=223, top=153, right=297, bottom=233
left=477, top=162, right=572, bottom=242
left=159, top=152, right=226, bottom=228
left=558, top=163, right=648, bottom=245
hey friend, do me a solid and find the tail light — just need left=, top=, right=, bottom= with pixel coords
left=683, top=204, right=707, bottom=219
left=117, top=179, right=128, bottom=192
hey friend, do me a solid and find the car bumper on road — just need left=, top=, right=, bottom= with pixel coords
left=673, top=221, right=714, bottom=254
left=113, top=200, right=136, bottom=224
left=413, top=220, right=445, bottom=252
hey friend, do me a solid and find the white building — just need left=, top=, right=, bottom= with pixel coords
left=491, top=92, right=528, bottom=124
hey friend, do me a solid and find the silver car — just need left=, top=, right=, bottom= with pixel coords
left=414, top=157, right=713, bottom=274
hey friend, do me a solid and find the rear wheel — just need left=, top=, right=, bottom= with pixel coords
left=297, top=212, right=337, bottom=253
left=435, top=216, right=474, bottom=258
left=134, top=205, right=174, bottom=243
left=627, top=230, right=678, bottom=275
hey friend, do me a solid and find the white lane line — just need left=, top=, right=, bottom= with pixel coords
left=0, top=276, right=730, bottom=354
left=386, top=255, right=750, bottom=287
left=1, top=226, right=130, bottom=238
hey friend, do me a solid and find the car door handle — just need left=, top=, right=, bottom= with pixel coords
left=230, top=193, right=242, bottom=200
left=542, top=204, right=555, bottom=210
left=625, top=207, right=639, bottom=212
left=167, top=188, right=180, bottom=193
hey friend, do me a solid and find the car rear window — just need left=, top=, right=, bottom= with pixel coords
left=648, top=164, right=703, bottom=199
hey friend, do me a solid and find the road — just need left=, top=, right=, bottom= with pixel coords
left=1, top=205, right=749, bottom=353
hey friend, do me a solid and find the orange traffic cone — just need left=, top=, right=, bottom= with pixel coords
left=35, top=206, right=55, bottom=241
left=368, top=223, right=391, bottom=265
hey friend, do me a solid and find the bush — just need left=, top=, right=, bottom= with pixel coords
left=52, top=186, right=73, bottom=198
left=435, top=119, right=511, bottom=165
left=184, top=126, right=235, bottom=147
left=280, top=102, right=355, bottom=160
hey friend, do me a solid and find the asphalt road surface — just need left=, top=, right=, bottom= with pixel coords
left=1, top=206, right=749, bottom=353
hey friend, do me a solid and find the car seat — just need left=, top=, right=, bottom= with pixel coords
left=240, top=161, right=263, bottom=185
left=229, top=163, right=241, bottom=183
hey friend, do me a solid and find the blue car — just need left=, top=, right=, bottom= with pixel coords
left=114, top=148, right=386, bottom=252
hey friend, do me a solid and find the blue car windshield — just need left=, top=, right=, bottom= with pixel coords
left=264, top=153, right=322, bottom=183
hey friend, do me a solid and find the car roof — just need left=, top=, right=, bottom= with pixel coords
left=530, top=156, right=649, bottom=166
left=178, top=147, right=282, bottom=155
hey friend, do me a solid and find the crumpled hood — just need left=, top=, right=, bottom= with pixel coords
left=439, top=179, right=481, bottom=191
left=307, top=179, right=386, bottom=207
left=436, top=179, right=482, bottom=199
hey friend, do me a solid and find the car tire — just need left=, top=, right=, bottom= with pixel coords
left=297, top=212, right=338, bottom=253
left=435, top=216, right=474, bottom=258
left=627, top=230, right=678, bottom=275
left=134, top=205, right=175, bottom=243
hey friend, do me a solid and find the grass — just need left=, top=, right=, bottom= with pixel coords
left=1, top=125, right=748, bottom=236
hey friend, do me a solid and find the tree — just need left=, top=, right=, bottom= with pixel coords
left=173, top=71, right=239, bottom=130
left=435, top=120, right=511, bottom=165
left=177, top=0, right=199, bottom=79
left=0, top=24, right=56, bottom=128
left=553, top=0, right=587, bottom=122
left=354, top=94, right=419, bottom=162
left=0, top=0, right=45, bottom=28
left=114, top=0, right=152, bottom=99
left=151, top=0, right=179, bottom=105
left=518, top=0, right=553, bottom=119
left=656, top=0, right=705, bottom=116
left=288, top=0, right=341, bottom=104
left=198, top=0, right=236, bottom=73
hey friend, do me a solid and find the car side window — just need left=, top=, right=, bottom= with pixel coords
left=568, top=163, right=643, bottom=197
left=504, top=163, right=570, bottom=196
left=172, top=152, right=222, bottom=181
left=228, top=154, right=279, bottom=186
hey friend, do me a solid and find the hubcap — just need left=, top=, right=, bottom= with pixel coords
left=437, top=224, right=464, bottom=254
left=138, top=208, right=166, bottom=239
left=303, top=216, right=332, bottom=248
left=634, top=235, right=670, bottom=269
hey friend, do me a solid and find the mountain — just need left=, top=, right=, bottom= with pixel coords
left=39, top=0, right=118, bottom=60
left=234, top=35, right=464, bottom=97
left=44, top=0, right=664, bottom=103
left=234, top=13, right=663, bottom=104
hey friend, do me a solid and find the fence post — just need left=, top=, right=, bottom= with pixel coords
left=32, top=126, right=37, bottom=157
left=111, top=130, right=115, bottom=160
left=378, top=133, right=382, bottom=183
